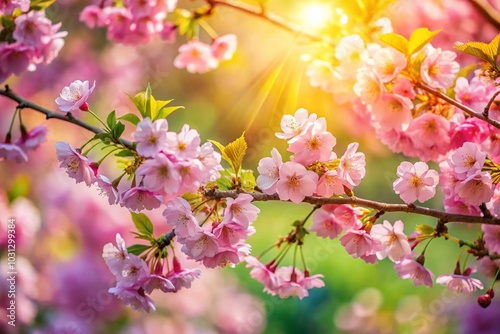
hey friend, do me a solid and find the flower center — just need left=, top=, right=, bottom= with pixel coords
left=287, top=176, right=300, bottom=190
left=410, top=175, right=422, bottom=187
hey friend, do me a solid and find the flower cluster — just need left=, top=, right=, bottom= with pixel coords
left=103, top=233, right=201, bottom=312
left=439, top=142, right=494, bottom=214
left=0, top=8, right=67, bottom=83
left=80, top=0, right=178, bottom=45
left=174, top=35, right=238, bottom=74
left=256, top=108, right=366, bottom=203
left=245, top=257, right=325, bottom=299
left=164, top=193, right=259, bottom=268
left=0, top=125, right=47, bottom=163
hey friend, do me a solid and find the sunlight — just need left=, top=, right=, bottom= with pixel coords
left=300, top=3, right=333, bottom=29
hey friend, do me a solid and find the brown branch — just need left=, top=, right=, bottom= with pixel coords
left=416, top=83, right=500, bottom=129
left=467, top=0, right=500, bottom=30
left=0, top=86, right=134, bottom=150
left=484, top=90, right=500, bottom=118
left=206, top=0, right=334, bottom=45
left=203, top=188, right=500, bottom=225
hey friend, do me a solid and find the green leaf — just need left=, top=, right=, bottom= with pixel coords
left=115, top=149, right=135, bottom=157
left=223, top=133, right=247, bottom=175
left=240, top=169, right=256, bottom=192
left=127, top=90, right=148, bottom=118
left=154, top=105, right=184, bottom=120
left=127, top=244, right=151, bottom=256
left=454, top=33, right=500, bottom=66
left=106, top=110, right=117, bottom=131
left=175, top=9, right=197, bottom=39
left=408, top=28, right=441, bottom=55
left=216, top=169, right=235, bottom=190
left=209, top=140, right=231, bottom=165
left=118, top=113, right=141, bottom=126
left=130, top=212, right=154, bottom=236
left=30, top=0, right=56, bottom=10
left=379, top=32, right=409, bottom=55
left=113, top=122, right=125, bottom=139
left=7, top=175, right=30, bottom=203
left=416, top=224, right=435, bottom=236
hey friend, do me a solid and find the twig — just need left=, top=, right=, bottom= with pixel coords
left=416, top=83, right=500, bottom=129
left=202, top=188, right=500, bottom=225
left=466, top=0, right=500, bottom=30
left=484, top=90, right=500, bottom=118
left=206, top=0, right=334, bottom=45
left=0, top=86, right=134, bottom=150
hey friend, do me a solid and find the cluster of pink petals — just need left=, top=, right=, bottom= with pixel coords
left=257, top=108, right=366, bottom=203
left=0, top=0, right=29, bottom=15
left=174, top=35, right=238, bottom=74
left=436, top=268, right=484, bottom=293
left=439, top=142, right=494, bottom=211
left=0, top=125, right=47, bottom=163
left=55, top=80, right=96, bottom=113
left=80, top=0, right=178, bottom=45
left=394, top=254, right=434, bottom=288
left=245, top=257, right=325, bottom=299
left=103, top=234, right=201, bottom=312
left=0, top=10, right=67, bottom=83
left=393, top=161, right=439, bottom=203
left=55, top=141, right=97, bottom=186
left=164, top=194, right=258, bottom=268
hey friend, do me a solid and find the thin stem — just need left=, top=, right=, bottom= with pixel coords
left=484, top=90, right=500, bottom=118
left=416, top=83, right=500, bottom=129
left=199, top=19, right=218, bottom=39
left=88, top=109, right=111, bottom=132
left=300, top=205, right=320, bottom=227
left=203, top=189, right=500, bottom=226
left=96, top=147, right=121, bottom=165
left=4, top=108, right=18, bottom=142
left=0, top=86, right=135, bottom=150
left=420, top=238, right=434, bottom=256
left=258, top=243, right=278, bottom=259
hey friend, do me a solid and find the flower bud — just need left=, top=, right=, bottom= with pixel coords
left=478, top=294, right=491, bottom=308
left=486, top=288, right=495, bottom=299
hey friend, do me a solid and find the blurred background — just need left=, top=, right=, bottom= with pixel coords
left=1, top=0, right=500, bottom=333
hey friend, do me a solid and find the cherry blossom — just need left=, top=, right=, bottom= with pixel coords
left=16, top=125, right=47, bottom=152
left=211, top=34, right=237, bottom=61
left=163, top=197, right=202, bottom=241
left=256, top=148, right=283, bottom=194
left=120, top=186, right=163, bottom=212
left=338, top=142, right=366, bottom=187
left=310, top=205, right=344, bottom=239
left=436, top=270, right=484, bottom=293
left=455, top=170, right=493, bottom=206
left=276, top=108, right=317, bottom=140
left=288, top=118, right=336, bottom=165
left=133, top=117, right=169, bottom=158
left=370, top=47, right=406, bottom=83
left=95, top=175, right=120, bottom=205
left=165, top=124, right=201, bottom=159
left=276, top=162, right=318, bottom=203
left=55, top=141, right=96, bottom=186
left=135, top=152, right=181, bottom=198
left=394, top=255, right=434, bottom=288
left=450, top=142, right=486, bottom=179
left=275, top=266, right=325, bottom=299
left=420, top=44, right=460, bottom=89
left=55, top=80, right=96, bottom=113
left=393, top=161, right=439, bottom=203
left=340, top=229, right=381, bottom=259
left=245, top=256, right=279, bottom=292
left=174, top=39, right=219, bottom=74
left=306, top=60, right=335, bottom=92
left=316, top=170, right=348, bottom=197
left=223, top=193, right=260, bottom=229
left=353, top=67, right=385, bottom=104
left=370, top=220, right=411, bottom=262
left=372, top=93, right=413, bottom=131
left=0, top=142, right=28, bottom=163
left=108, top=284, right=156, bottom=313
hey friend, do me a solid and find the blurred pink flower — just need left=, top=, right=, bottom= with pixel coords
left=55, top=79, right=96, bottom=112
left=372, top=93, right=413, bottom=131
left=16, top=124, right=47, bottom=151
left=392, top=77, right=416, bottom=99
left=14, top=11, right=53, bottom=47
left=0, top=42, right=33, bottom=79
left=371, top=47, right=406, bottom=83
left=211, top=34, right=237, bottom=61
left=276, top=161, right=318, bottom=203
left=55, top=141, right=96, bottom=185
left=436, top=270, right=483, bottom=293
left=80, top=5, right=108, bottom=28
left=133, top=117, right=169, bottom=158
left=257, top=148, right=283, bottom=195
left=140, top=274, right=175, bottom=293
left=108, top=285, right=156, bottom=313
left=0, top=142, right=28, bottom=162
left=306, top=60, right=335, bottom=92
left=174, top=39, right=219, bottom=74
left=482, top=224, right=500, bottom=254
left=0, top=0, right=29, bottom=15
left=393, top=161, right=439, bottom=203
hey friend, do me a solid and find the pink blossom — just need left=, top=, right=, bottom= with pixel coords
left=338, top=142, right=366, bottom=187
left=371, top=47, right=406, bottom=82
left=120, top=186, right=163, bottom=212
left=392, top=77, right=416, bottom=99
left=223, top=193, right=260, bottom=229
left=197, top=142, right=223, bottom=182
left=211, top=34, right=237, bottom=61
left=163, top=197, right=201, bottom=240
left=450, top=117, right=489, bottom=150
left=102, top=233, right=129, bottom=277
left=245, top=256, right=279, bottom=292
left=180, top=231, right=219, bottom=260
left=276, top=162, right=318, bottom=203
left=340, top=229, right=381, bottom=259
left=0, top=142, right=28, bottom=163
left=165, top=257, right=202, bottom=291
left=135, top=152, right=181, bottom=198
left=288, top=118, right=336, bottom=165
left=454, top=76, right=495, bottom=112
left=257, top=148, right=283, bottom=194
left=394, top=255, right=434, bottom=287
left=310, top=206, right=344, bottom=239
left=353, top=67, right=384, bottom=104
left=165, top=124, right=200, bottom=159
left=436, top=271, right=483, bottom=293
left=55, top=80, right=96, bottom=113
left=276, top=108, right=317, bottom=140
left=80, top=5, right=108, bottom=28
left=455, top=170, right=493, bottom=206
left=174, top=39, right=219, bottom=74
left=13, top=11, right=54, bottom=47
left=55, top=141, right=96, bottom=186
left=108, top=285, right=156, bottom=313
left=213, top=222, right=254, bottom=246
left=370, top=220, right=411, bottom=262
left=203, top=246, right=241, bottom=268
left=482, top=224, right=500, bottom=254
left=333, top=205, right=364, bottom=230
left=133, top=118, right=168, bottom=158
left=0, top=42, right=33, bottom=77
left=306, top=60, right=335, bottom=92
left=316, top=170, right=348, bottom=197
left=405, top=113, right=451, bottom=161
left=393, top=161, right=439, bottom=203
left=105, top=7, right=134, bottom=43
left=95, top=175, right=120, bottom=205
left=139, top=274, right=175, bottom=293
left=420, top=44, right=459, bottom=89
left=0, top=0, right=29, bottom=15
left=16, top=124, right=47, bottom=151
left=372, top=93, right=413, bottom=131
left=274, top=266, right=325, bottom=299
left=177, top=158, right=204, bottom=194
left=450, top=142, right=486, bottom=179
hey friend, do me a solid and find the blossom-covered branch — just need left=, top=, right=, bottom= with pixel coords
left=0, top=85, right=135, bottom=150
left=416, top=82, right=500, bottom=129
left=203, top=188, right=500, bottom=226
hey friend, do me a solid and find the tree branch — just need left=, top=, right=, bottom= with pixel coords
left=0, top=86, right=135, bottom=150
left=206, top=0, right=334, bottom=45
left=466, top=0, right=500, bottom=30
left=416, top=83, right=500, bottom=129
left=203, top=189, right=500, bottom=225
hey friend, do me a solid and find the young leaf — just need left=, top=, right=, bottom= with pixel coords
left=224, top=133, right=247, bottom=175
left=154, top=105, right=184, bottom=120
left=408, top=28, right=441, bottom=55
left=30, top=0, right=56, bottom=11
left=240, top=169, right=256, bottom=192
left=127, top=90, right=148, bottom=118
left=379, top=32, right=409, bottom=55
left=454, top=33, right=500, bottom=66
left=209, top=140, right=231, bottom=165
left=118, top=113, right=141, bottom=125
left=127, top=244, right=151, bottom=256
left=115, top=149, right=135, bottom=157
left=113, top=121, right=125, bottom=139
left=130, top=212, right=154, bottom=236
left=106, top=110, right=117, bottom=131
left=216, top=169, right=236, bottom=190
